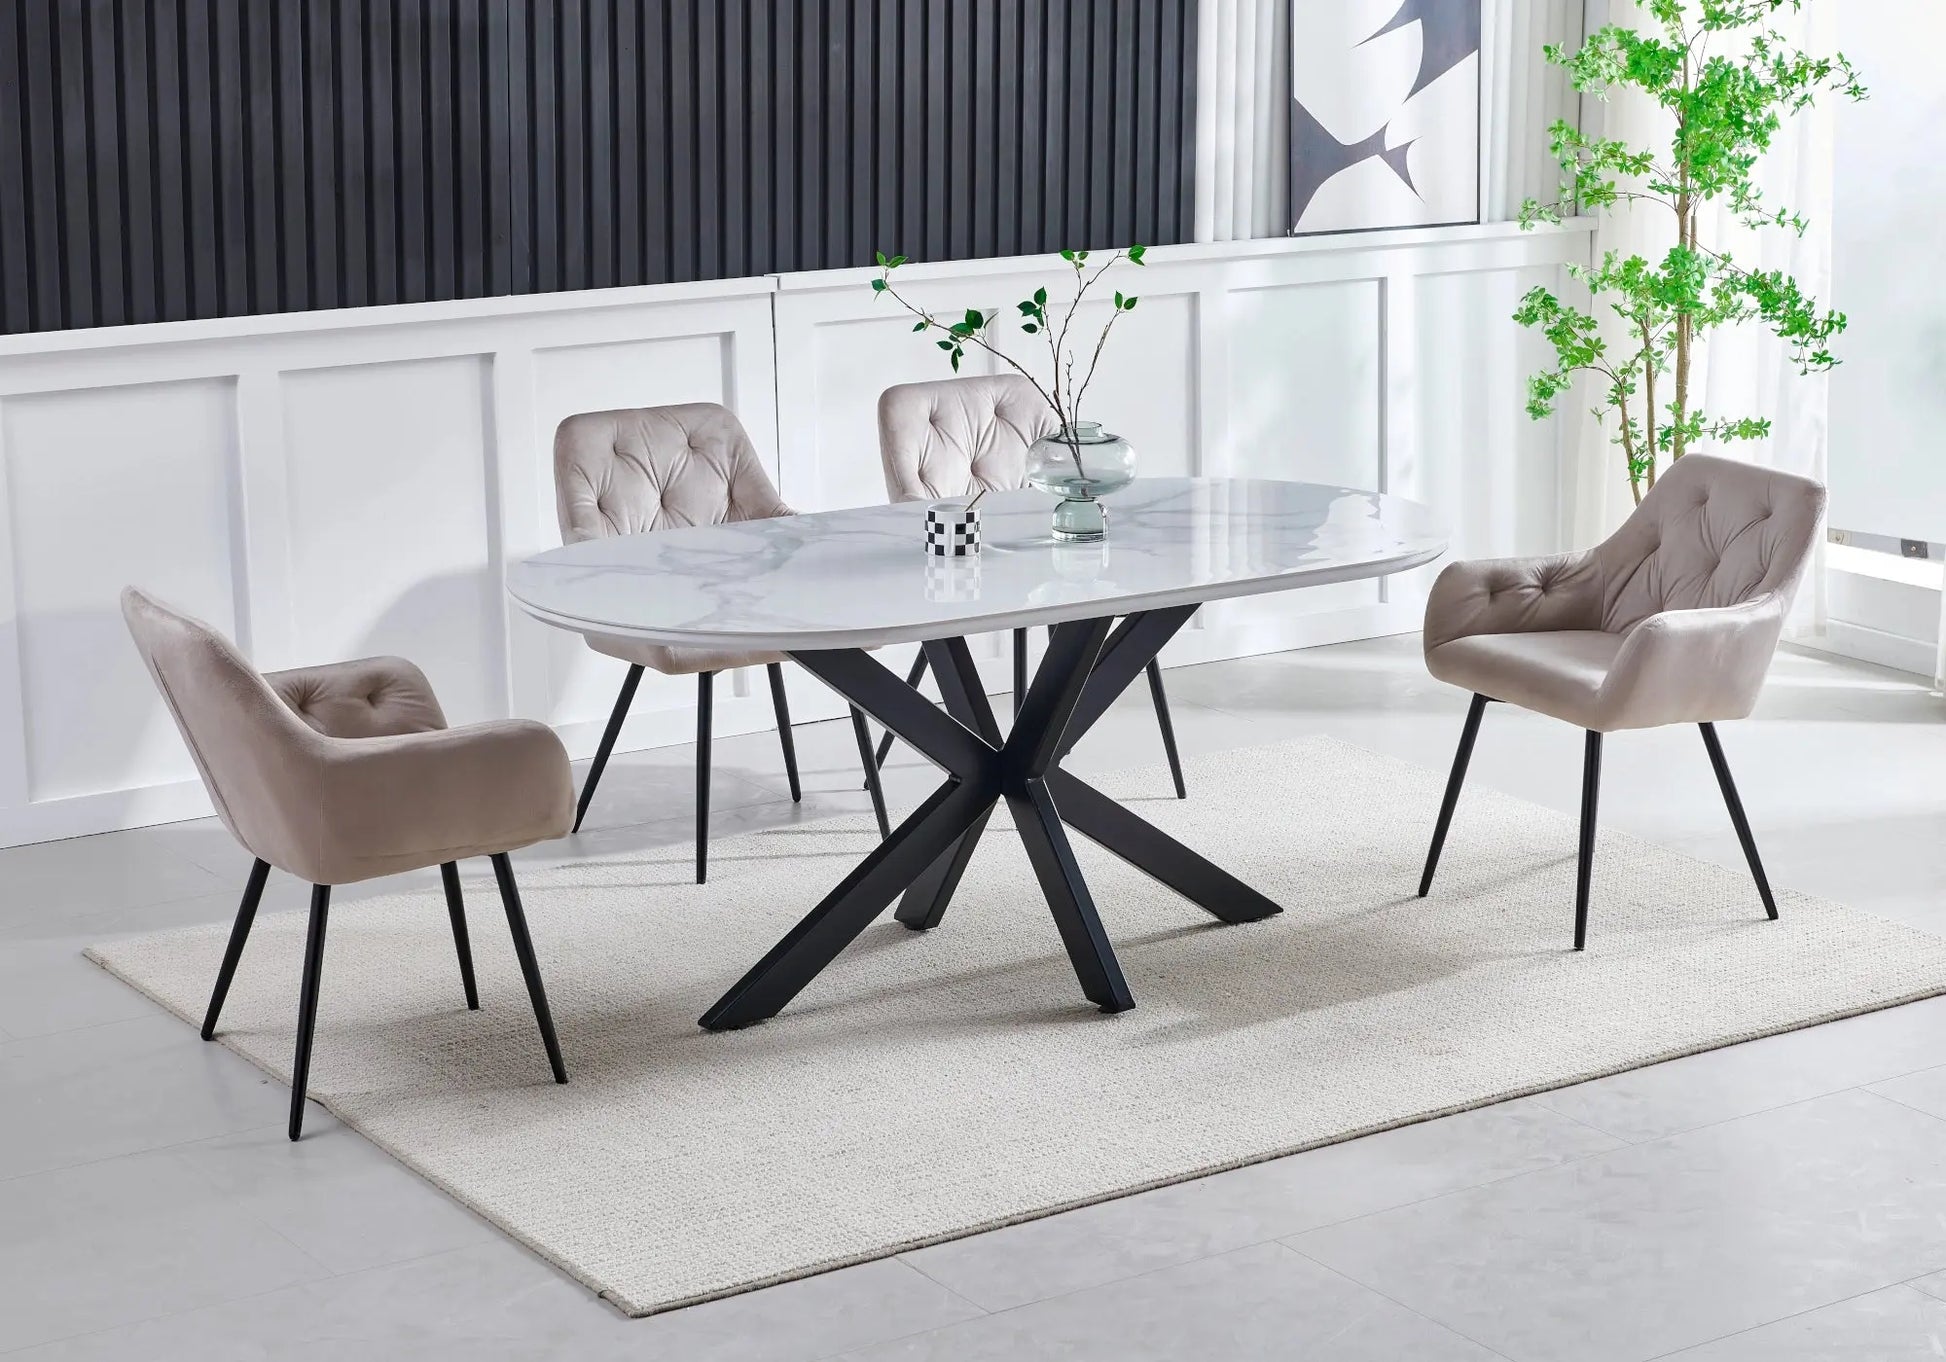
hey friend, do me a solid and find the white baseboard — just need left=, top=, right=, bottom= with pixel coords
left=1795, top=620, right=1936, bottom=681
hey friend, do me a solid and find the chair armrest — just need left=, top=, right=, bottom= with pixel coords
left=305, top=720, right=575, bottom=882
left=1596, top=595, right=1788, bottom=729
left=1422, top=550, right=1603, bottom=653
left=267, top=656, right=448, bottom=739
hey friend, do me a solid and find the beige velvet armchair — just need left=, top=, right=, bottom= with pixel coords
left=553, top=403, right=888, bottom=880
left=121, top=588, right=572, bottom=1140
left=872, top=375, right=1187, bottom=797
left=1415, top=453, right=1826, bottom=949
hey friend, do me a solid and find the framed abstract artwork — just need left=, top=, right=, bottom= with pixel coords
left=1290, top=0, right=1483, bottom=234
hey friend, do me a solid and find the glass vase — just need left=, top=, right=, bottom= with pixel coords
left=1024, top=421, right=1136, bottom=542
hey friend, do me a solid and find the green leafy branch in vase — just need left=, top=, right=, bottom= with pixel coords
left=1515, top=0, right=1865, bottom=504
left=870, top=244, right=1146, bottom=478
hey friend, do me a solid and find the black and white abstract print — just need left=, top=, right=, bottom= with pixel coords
left=1291, top=0, right=1482, bottom=234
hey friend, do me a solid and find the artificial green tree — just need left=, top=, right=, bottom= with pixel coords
left=1516, top=0, right=1865, bottom=504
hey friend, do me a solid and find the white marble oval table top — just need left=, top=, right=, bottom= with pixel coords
left=507, top=477, right=1447, bottom=650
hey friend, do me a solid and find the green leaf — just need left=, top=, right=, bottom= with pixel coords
left=875, top=249, right=888, bottom=267
left=1113, top=291, right=1124, bottom=309
left=1511, top=8, right=1863, bottom=492
left=1128, top=244, right=1147, bottom=264
left=949, top=322, right=973, bottom=337
left=950, top=349, right=962, bottom=372
left=1022, top=323, right=1039, bottom=334
left=1034, top=286, right=1048, bottom=305
left=890, top=255, right=907, bottom=267
left=1059, top=249, right=1076, bottom=263
left=1124, top=297, right=1138, bottom=311
left=912, top=321, right=927, bottom=332
left=870, top=278, right=887, bottom=292
left=1017, top=300, right=1036, bottom=314
left=963, top=309, right=984, bottom=329
left=936, top=340, right=955, bottom=351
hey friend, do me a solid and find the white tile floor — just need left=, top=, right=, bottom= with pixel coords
left=5, top=636, right=1946, bottom=1360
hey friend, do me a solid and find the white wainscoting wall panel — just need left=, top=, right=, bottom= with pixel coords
left=3, top=379, right=240, bottom=807
left=282, top=356, right=503, bottom=726
left=1223, top=278, right=1384, bottom=619
left=0, top=224, right=1588, bottom=845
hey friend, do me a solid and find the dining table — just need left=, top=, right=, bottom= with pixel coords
left=507, top=476, right=1446, bottom=1030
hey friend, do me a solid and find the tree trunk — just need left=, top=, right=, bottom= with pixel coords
left=1672, top=204, right=1694, bottom=461
left=1672, top=48, right=1694, bottom=462
left=1641, top=318, right=1659, bottom=494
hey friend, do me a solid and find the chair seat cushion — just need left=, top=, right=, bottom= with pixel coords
left=1425, top=630, right=1624, bottom=730
left=585, top=632, right=788, bottom=676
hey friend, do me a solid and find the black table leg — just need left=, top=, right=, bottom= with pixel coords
left=1002, top=619, right=1131, bottom=1009
left=1044, top=770, right=1281, bottom=923
left=698, top=608, right=1282, bottom=1030
left=699, top=777, right=996, bottom=1029
left=870, top=650, right=929, bottom=775
left=894, top=804, right=995, bottom=932
left=895, top=637, right=1005, bottom=931
left=1012, top=779, right=1132, bottom=1012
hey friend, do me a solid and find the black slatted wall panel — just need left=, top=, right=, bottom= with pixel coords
left=0, top=0, right=1198, bottom=335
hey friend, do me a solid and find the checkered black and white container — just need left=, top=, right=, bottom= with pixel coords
left=924, top=501, right=981, bottom=557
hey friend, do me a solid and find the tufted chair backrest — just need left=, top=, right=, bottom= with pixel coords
left=554, top=403, right=791, bottom=544
left=271, top=658, right=446, bottom=739
left=877, top=375, right=1058, bottom=503
left=1593, top=453, right=1826, bottom=634
left=121, top=587, right=324, bottom=863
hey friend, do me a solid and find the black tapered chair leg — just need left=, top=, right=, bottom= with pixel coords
left=1144, top=661, right=1188, bottom=799
left=439, top=861, right=480, bottom=1010
left=202, top=858, right=270, bottom=1040
left=1574, top=730, right=1603, bottom=951
left=573, top=664, right=644, bottom=833
left=1419, top=694, right=1490, bottom=897
left=871, top=651, right=930, bottom=776
left=696, top=672, right=714, bottom=884
left=490, top=853, right=568, bottom=1084
left=767, top=663, right=802, bottom=803
left=288, top=884, right=331, bottom=1141
left=1699, top=723, right=1780, bottom=920
left=853, top=706, right=892, bottom=838
left=1013, top=629, right=1029, bottom=717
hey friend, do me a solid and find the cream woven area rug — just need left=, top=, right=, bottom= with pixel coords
left=89, top=736, right=1946, bottom=1317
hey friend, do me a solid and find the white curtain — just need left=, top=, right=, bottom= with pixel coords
left=1194, top=0, right=1291, bottom=241
left=1485, top=0, right=1587, bottom=221
left=1563, top=0, right=1837, bottom=635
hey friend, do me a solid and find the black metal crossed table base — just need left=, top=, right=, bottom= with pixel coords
left=698, top=605, right=1285, bottom=1031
